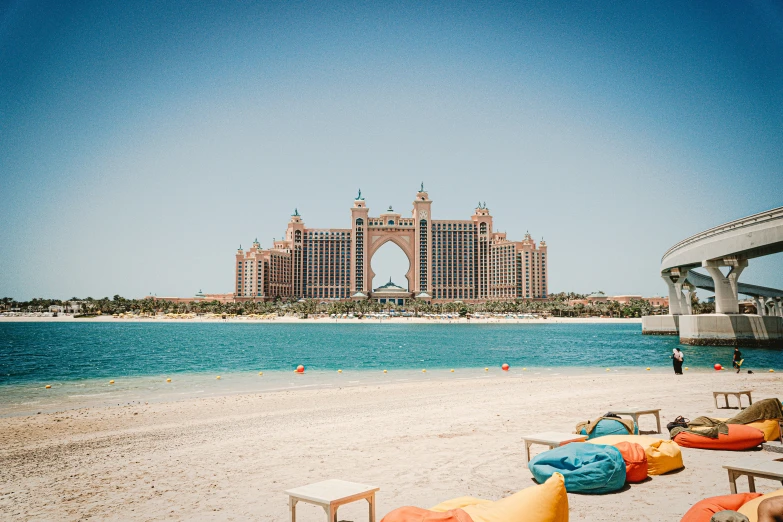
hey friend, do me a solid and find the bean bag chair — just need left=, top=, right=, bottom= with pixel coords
left=613, top=442, right=648, bottom=483
left=680, top=493, right=762, bottom=522
left=424, top=473, right=569, bottom=522
left=578, top=418, right=638, bottom=439
left=737, top=489, right=783, bottom=522
left=673, top=424, right=765, bottom=450
left=746, top=420, right=780, bottom=442
left=715, top=418, right=781, bottom=442
left=528, top=442, right=625, bottom=494
left=587, top=435, right=684, bottom=475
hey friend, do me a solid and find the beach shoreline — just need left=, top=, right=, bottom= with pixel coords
left=0, top=315, right=643, bottom=324
left=1, top=371, right=780, bottom=520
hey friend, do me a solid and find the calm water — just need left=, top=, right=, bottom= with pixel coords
left=0, top=322, right=780, bottom=416
left=2, top=321, right=782, bottom=384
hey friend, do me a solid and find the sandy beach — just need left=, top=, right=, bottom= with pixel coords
left=1, top=370, right=780, bottom=521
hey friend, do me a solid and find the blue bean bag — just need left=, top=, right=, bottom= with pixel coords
left=528, top=443, right=626, bottom=494
left=579, top=418, right=638, bottom=439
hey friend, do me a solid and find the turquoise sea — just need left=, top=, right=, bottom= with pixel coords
left=0, top=322, right=780, bottom=416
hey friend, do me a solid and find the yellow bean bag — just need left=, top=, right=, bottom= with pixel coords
left=430, top=473, right=569, bottom=522
left=587, top=435, right=684, bottom=475
left=737, top=489, right=783, bottom=522
left=715, top=418, right=781, bottom=442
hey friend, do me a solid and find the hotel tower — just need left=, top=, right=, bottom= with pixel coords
left=235, top=186, right=547, bottom=304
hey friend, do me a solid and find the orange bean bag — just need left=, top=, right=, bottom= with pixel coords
left=614, top=441, right=648, bottom=483
left=673, top=424, right=765, bottom=450
left=680, top=493, right=762, bottom=522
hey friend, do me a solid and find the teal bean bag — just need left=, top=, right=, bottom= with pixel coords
left=528, top=443, right=626, bottom=494
left=579, top=418, right=638, bottom=439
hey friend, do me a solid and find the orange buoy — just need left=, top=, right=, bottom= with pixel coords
left=501, top=363, right=510, bottom=371
left=296, top=365, right=305, bottom=373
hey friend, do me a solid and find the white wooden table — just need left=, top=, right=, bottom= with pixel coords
left=521, top=431, right=587, bottom=464
left=285, top=479, right=379, bottom=522
left=723, top=456, right=783, bottom=494
left=713, top=390, right=753, bottom=409
left=609, top=408, right=662, bottom=433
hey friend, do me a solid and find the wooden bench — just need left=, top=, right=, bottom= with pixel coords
left=609, top=408, right=662, bottom=434
left=286, top=479, right=379, bottom=522
left=723, top=456, right=783, bottom=494
left=713, top=390, right=753, bottom=409
left=521, top=431, right=588, bottom=465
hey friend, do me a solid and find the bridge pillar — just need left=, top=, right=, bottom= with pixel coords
left=662, top=269, right=690, bottom=315
left=703, top=258, right=747, bottom=314
left=683, top=283, right=695, bottom=315
left=752, top=296, right=765, bottom=316
left=776, top=298, right=783, bottom=317
left=662, top=273, right=682, bottom=315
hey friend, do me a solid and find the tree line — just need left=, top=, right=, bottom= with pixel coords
left=0, top=292, right=699, bottom=318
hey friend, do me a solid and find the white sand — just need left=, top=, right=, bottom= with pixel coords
left=1, top=371, right=780, bottom=521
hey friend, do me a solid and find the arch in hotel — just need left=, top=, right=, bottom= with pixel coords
left=367, top=231, right=415, bottom=291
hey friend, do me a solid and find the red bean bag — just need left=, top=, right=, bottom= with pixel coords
left=680, top=492, right=763, bottom=522
left=673, top=424, right=765, bottom=450
left=614, top=441, right=648, bottom=483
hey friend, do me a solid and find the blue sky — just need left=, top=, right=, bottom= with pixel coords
left=1, top=0, right=781, bottom=300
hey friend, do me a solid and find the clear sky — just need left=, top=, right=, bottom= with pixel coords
left=1, top=0, right=781, bottom=300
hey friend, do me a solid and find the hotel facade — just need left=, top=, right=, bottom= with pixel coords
left=235, top=187, right=548, bottom=304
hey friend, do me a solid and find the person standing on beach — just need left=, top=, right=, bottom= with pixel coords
left=672, top=348, right=684, bottom=375
left=733, top=346, right=743, bottom=374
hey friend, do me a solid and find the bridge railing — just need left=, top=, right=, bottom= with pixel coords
left=661, top=206, right=783, bottom=264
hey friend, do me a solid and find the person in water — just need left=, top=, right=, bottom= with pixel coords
left=672, top=347, right=684, bottom=375
left=733, top=346, right=743, bottom=374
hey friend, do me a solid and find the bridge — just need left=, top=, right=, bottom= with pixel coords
left=643, top=206, right=783, bottom=346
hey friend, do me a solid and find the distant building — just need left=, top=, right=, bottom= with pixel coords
left=569, top=294, right=669, bottom=308
left=234, top=187, right=548, bottom=303
left=146, top=291, right=235, bottom=304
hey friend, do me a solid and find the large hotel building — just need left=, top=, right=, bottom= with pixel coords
left=235, top=187, right=547, bottom=304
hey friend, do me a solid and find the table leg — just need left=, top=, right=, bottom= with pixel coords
left=747, top=392, right=753, bottom=406
left=525, top=441, right=531, bottom=464
left=748, top=475, right=756, bottom=493
left=728, top=470, right=737, bottom=494
left=655, top=413, right=661, bottom=434
left=368, top=494, right=376, bottom=522
left=714, top=394, right=718, bottom=409
left=289, top=498, right=297, bottom=522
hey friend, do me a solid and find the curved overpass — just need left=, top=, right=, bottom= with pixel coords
left=659, top=206, right=783, bottom=315
left=661, top=207, right=783, bottom=273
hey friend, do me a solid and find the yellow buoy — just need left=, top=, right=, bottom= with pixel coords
left=646, top=368, right=650, bottom=371
left=422, top=369, right=426, bottom=373
left=258, top=372, right=263, bottom=376
left=383, top=369, right=387, bottom=373
left=109, top=380, right=115, bottom=384
left=684, top=367, right=689, bottom=371
left=606, top=368, right=611, bottom=371
left=45, top=384, right=51, bottom=389
left=337, top=369, right=342, bottom=373
left=450, top=369, right=454, bottom=372
left=216, top=376, right=221, bottom=380
left=166, top=378, right=171, bottom=382
left=485, top=367, right=489, bottom=371
left=522, top=367, right=527, bottom=371
left=770, top=369, right=775, bottom=373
